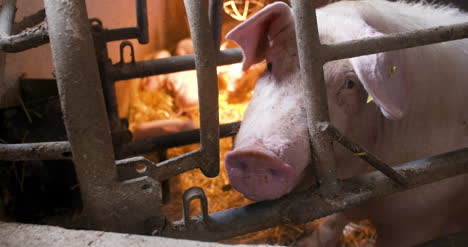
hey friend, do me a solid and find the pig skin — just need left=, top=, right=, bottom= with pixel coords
left=225, top=1, right=468, bottom=246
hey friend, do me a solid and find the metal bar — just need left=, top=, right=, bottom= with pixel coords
left=209, top=0, right=223, bottom=51
left=322, top=122, right=408, bottom=186
left=44, top=0, right=119, bottom=229
left=116, top=150, right=203, bottom=182
left=102, top=27, right=139, bottom=43
left=45, top=0, right=164, bottom=234
left=12, top=8, right=45, bottom=34
left=0, top=0, right=16, bottom=101
left=416, top=231, right=468, bottom=247
left=184, top=0, right=220, bottom=177
left=117, top=121, right=240, bottom=158
left=0, top=23, right=49, bottom=53
left=136, top=0, right=148, bottom=44
left=109, top=48, right=242, bottom=81
left=290, top=0, right=338, bottom=189
left=159, top=147, right=468, bottom=241
left=0, top=0, right=16, bottom=38
left=0, top=141, right=71, bottom=161
left=324, top=21, right=468, bottom=62
left=94, top=36, right=122, bottom=132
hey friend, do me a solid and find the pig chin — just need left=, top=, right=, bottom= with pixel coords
left=225, top=146, right=303, bottom=201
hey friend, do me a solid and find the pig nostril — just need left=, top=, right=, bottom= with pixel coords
left=237, top=162, right=247, bottom=171
left=269, top=169, right=280, bottom=177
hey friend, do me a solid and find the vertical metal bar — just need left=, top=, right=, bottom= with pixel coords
left=44, top=0, right=119, bottom=228
left=93, top=35, right=122, bottom=133
left=44, top=0, right=165, bottom=233
left=209, top=0, right=223, bottom=51
left=290, top=0, right=338, bottom=190
left=0, top=0, right=17, bottom=106
left=184, top=0, right=220, bottom=177
left=136, top=0, right=148, bottom=44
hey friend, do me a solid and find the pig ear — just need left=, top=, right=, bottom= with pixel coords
left=350, top=31, right=407, bottom=120
left=225, top=2, right=294, bottom=71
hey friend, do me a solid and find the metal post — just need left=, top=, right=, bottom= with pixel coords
left=44, top=0, right=163, bottom=233
left=290, top=0, right=338, bottom=190
left=209, top=0, right=223, bottom=51
left=184, top=0, right=220, bottom=177
left=0, top=0, right=17, bottom=106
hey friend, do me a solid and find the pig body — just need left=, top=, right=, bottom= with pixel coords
left=225, top=1, right=468, bottom=246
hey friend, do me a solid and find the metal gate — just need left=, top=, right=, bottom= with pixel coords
left=2, top=0, right=468, bottom=242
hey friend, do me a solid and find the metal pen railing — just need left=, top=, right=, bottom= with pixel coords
left=2, top=0, right=468, bottom=241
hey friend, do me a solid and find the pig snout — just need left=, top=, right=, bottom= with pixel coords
left=225, top=147, right=298, bottom=201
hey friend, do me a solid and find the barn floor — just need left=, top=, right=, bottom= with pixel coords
left=0, top=221, right=274, bottom=247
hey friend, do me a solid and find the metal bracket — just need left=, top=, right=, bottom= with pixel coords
left=118, top=41, right=136, bottom=65
left=182, top=187, right=211, bottom=227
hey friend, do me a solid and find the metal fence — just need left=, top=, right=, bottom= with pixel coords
left=2, top=0, right=468, bottom=241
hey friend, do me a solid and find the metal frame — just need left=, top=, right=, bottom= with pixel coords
left=2, top=0, right=468, bottom=242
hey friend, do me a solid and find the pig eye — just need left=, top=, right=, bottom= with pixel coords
left=345, top=79, right=355, bottom=89
left=267, top=62, right=273, bottom=72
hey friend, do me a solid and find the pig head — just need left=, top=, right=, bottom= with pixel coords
left=224, top=2, right=410, bottom=201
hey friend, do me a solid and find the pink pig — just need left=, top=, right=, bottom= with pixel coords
left=225, top=1, right=468, bottom=246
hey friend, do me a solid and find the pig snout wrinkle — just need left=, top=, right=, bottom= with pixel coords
left=225, top=148, right=296, bottom=201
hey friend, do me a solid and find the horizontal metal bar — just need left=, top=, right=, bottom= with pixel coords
left=116, top=150, right=203, bottom=181
left=117, top=121, right=240, bottom=158
left=0, top=141, right=72, bottom=161
left=116, top=122, right=240, bottom=181
left=0, top=122, right=240, bottom=162
left=109, top=48, right=243, bottom=81
left=324, top=21, right=468, bottom=62
left=417, top=231, right=468, bottom=247
left=322, top=122, right=408, bottom=186
left=13, top=8, right=45, bottom=34
left=0, top=23, right=49, bottom=53
left=102, top=27, right=139, bottom=43
left=158, top=147, right=468, bottom=241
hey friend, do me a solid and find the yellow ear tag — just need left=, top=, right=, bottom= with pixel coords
left=389, top=65, right=398, bottom=77
left=367, top=95, right=373, bottom=104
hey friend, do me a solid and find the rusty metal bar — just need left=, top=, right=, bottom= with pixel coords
left=158, top=147, right=468, bottom=241
left=117, top=121, right=240, bottom=158
left=209, top=0, right=223, bottom=51
left=13, top=8, right=45, bottom=34
left=109, top=48, right=242, bottom=81
left=116, top=150, right=203, bottom=182
left=0, top=141, right=71, bottom=161
left=0, top=0, right=16, bottom=39
left=184, top=0, right=220, bottom=177
left=0, top=0, right=16, bottom=98
left=322, top=122, right=408, bottom=186
left=324, top=21, right=468, bottom=62
left=416, top=231, right=468, bottom=247
left=44, top=0, right=164, bottom=233
left=0, top=23, right=49, bottom=53
left=44, top=0, right=119, bottom=228
left=135, top=0, right=148, bottom=44
left=290, top=0, right=338, bottom=189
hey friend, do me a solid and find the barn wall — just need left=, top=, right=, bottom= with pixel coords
left=0, top=0, right=190, bottom=108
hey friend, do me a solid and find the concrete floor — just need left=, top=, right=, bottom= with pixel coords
left=0, top=221, right=275, bottom=247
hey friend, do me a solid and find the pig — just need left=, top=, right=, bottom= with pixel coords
left=224, top=1, right=468, bottom=246
left=131, top=119, right=196, bottom=140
